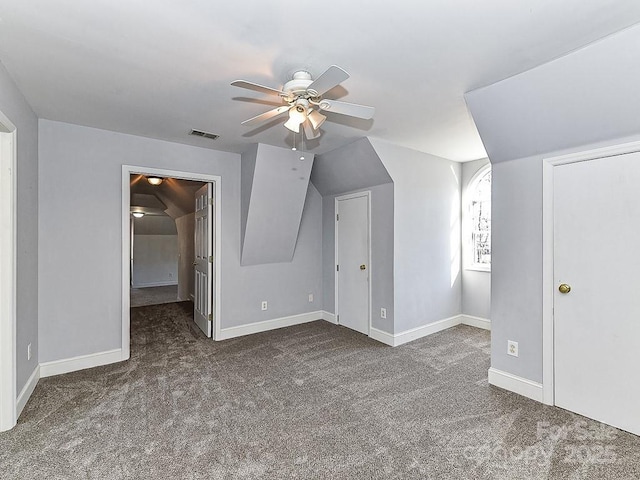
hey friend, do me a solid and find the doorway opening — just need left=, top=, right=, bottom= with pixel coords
left=0, top=113, right=17, bottom=432
left=122, top=166, right=221, bottom=359
left=129, top=174, right=206, bottom=308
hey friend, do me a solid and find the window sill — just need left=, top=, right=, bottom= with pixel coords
left=465, top=266, right=491, bottom=273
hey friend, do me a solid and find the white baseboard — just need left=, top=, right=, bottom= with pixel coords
left=322, top=311, right=337, bottom=324
left=217, top=311, right=324, bottom=341
left=460, top=314, right=491, bottom=331
left=369, top=327, right=395, bottom=346
left=132, top=281, right=178, bottom=288
left=393, top=315, right=462, bottom=346
left=368, top=314, right=491, bottom=347
left=488, top=367, right=544, bottom=403
left=16, top=365, right=40, bottom=418
left=40, top=349, right=125, bottom=378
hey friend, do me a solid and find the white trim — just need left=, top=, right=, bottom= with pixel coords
left=460, top=314, right=491, bottom=331
left=369, top=314, right=487, bottom=347
left=40, top=349, right=124, bottom=378
left=122, top=166, right=222, bottom=357
left=322, top=311, right=337, bottom=324
left=132, top=281, right=178, bottom=288
left=334, top=191, right=372, bottom=336
left=0, top=115, right=17, bottom=432
left=217, top=311, right=324, bottom=341
left=369, top=327, right=395, bottom=346
left=392, top=315, right=462, bottom=346
left=488, top=367, right=544, bottom=403
left=465, top=265, right=491, bottom=273
left=542, top=140, right=640, bottom=406
left=16, top=365, right=39, bottom=419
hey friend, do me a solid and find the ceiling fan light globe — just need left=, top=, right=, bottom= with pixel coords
left=308, top=110, right=326, bottom=130
left=284, top=117, right=301, bottom=133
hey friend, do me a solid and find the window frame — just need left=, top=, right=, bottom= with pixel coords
left=465, top=164, right=491, bottom=272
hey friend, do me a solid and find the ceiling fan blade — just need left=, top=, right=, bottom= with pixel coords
left=318, top=99, right=375, bottom=120
left=303, top=120, right=320, bottom=140
left=307, top=65, right=349, bottom=96
left=241, top=106, right=289, bottom=126
left=231, top=80, right=286, bottom=97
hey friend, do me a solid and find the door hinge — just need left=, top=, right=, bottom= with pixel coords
left=337, top=314, right=339, bottom=322
left=336, top=265, right=339, bottom=271
left=336, top=214, right=339, bottom=221
left=208, top=313, right=213, bottom=322
left=209, top=198, right=214, bottom=205
left=209, top=256, right=213, bottom=263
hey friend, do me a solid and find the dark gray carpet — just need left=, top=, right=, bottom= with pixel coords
left=1, top=303, right=639, bottom=479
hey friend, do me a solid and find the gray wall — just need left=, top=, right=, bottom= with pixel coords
left=490, top=155, right=543, bottom=381
left=132, top=215, right=178, bottom=287
left=321, top=183, right=395, bottom=333
left=175, top=213, right=195, bottom=301
left=0, top=61, right=39, bottom=394
left=132, top=235, right=178, bottom=287
left=466, top=23, right=640, bottom=383
left=370, top=139, right=462, bottom=334
left=133, top=215, right=177, bottom=235
left=241, top=144, right=314, bottom=265
left=461, top=158, right=491, bottom=320
left=38, top=120, right=322, bottom=363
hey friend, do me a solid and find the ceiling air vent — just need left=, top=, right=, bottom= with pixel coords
left=189, top=129, right=219, bottom=140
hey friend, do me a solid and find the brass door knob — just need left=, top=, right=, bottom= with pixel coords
left=360, top=264, right=366, bottom=270
left=558, top=283, right=571, bottom=294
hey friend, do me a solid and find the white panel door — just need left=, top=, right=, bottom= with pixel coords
left=554, top=152, right=640, bottom=435
left=336, top=193, right=370, bottom=335
left=194, top=183, right=213, bottom=337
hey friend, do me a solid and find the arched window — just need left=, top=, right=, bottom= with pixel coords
left=468, top=166, right=491, bottom=270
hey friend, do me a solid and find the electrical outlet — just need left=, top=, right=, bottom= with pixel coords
left=27, top=343, right=32, bottom=361
left=507, top=340, right=519, bottom=357
left=308, top=294, right=314, bottom=303
left=261, top=301, right=268, bottom=311
left=380, top=308, right=387, bottom=319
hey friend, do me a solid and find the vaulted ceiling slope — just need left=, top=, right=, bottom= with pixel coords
left=130, top=175, right=205, bottom=218
left=466, top=23, right=640, bottom=163
left=1, top=2, right=639, bottom=161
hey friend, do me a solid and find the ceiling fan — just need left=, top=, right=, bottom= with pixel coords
left=231, top=65, right=375, bottom=139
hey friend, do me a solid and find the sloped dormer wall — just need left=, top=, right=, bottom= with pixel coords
left=241, top=143, right=315, bottom=265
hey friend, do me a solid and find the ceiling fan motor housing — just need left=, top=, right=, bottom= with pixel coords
left=283, top=71, right=314, bottom=97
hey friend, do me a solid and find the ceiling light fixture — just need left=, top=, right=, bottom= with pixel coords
left=132, top=212, right=144, bottom=218
left=284, top=99, right=309, bottom=133
left=147, top=177, right=163, bottom=186
left=307, top=110, right=326, bottom=130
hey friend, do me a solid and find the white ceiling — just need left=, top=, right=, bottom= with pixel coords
left=1, top=1, right=639, bottom=161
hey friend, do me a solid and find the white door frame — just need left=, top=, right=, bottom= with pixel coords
left=0, top=112, right=17, bottom=431
left=121, top=165, right=222, bottom=358
left=334, top=191, right=372, bottom=335
left=542, top=139, right=640, bottom=405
